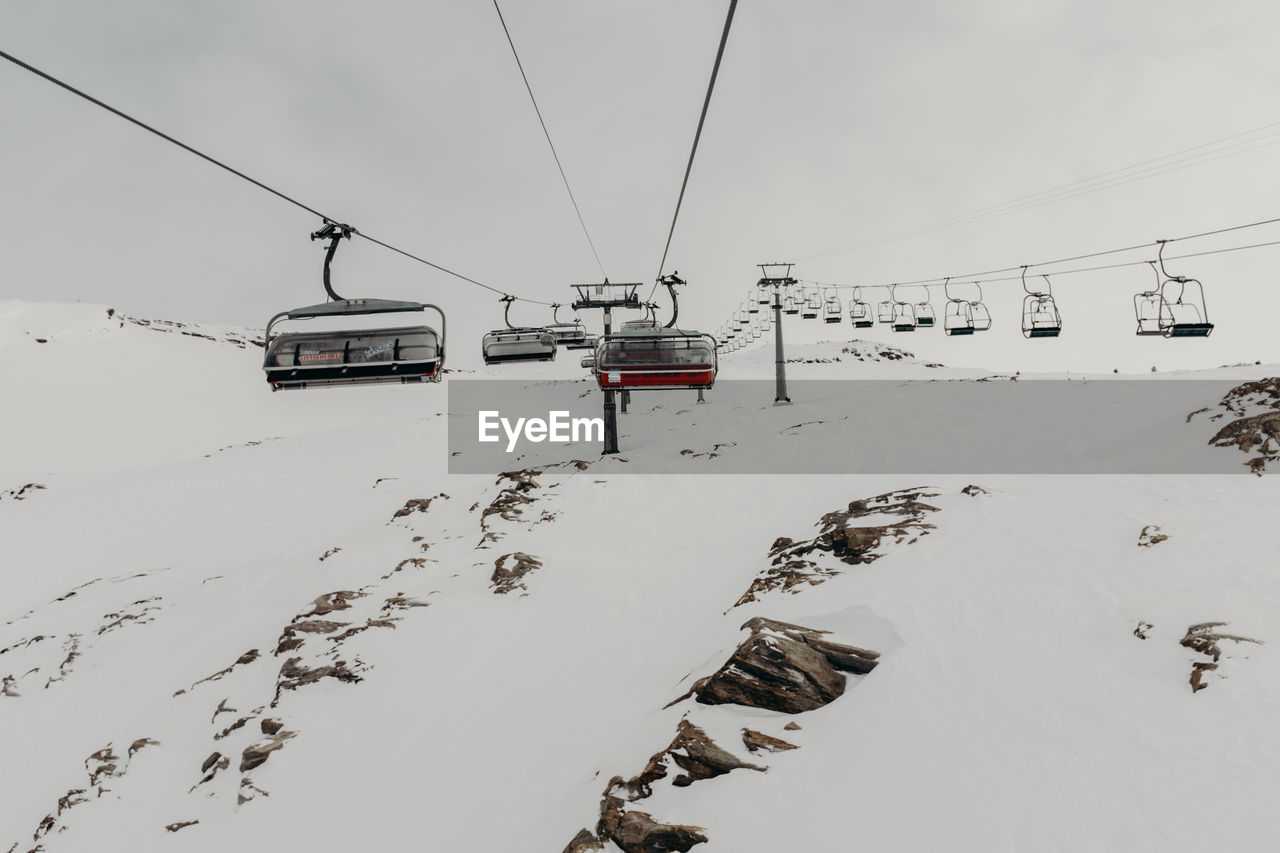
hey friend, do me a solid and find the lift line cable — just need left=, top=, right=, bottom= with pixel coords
left=650, top=0, right=739, bottom=302
left=492, top=0, right=608, bottom=280
left=0, top=47, right=559, bottom=307
left=803, top=121, right=1280, bottom=260
left=834, top=135, right=1280, bottom=253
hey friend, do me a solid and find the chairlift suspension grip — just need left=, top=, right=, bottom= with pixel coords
left=313, top=223, right=353, bottom=303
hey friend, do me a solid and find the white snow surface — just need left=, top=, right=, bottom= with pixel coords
left=2, top=300, right=1278, bottom=852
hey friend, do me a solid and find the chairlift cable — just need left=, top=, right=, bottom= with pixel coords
left=0, top=48, right=556, bottom=306
left=650, top=0, right=739, bottom=300
left=805, top=122, right=1280, bottom=258
left=492, top=0, right=608, bottom=280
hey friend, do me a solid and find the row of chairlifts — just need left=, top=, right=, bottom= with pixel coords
left=263, top=224, right=446, bottom=391
left=481, top=298, right=601, bottom=365
left=589, top=275, right=718, bottom=391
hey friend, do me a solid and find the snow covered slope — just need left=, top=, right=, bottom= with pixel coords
left=2, top=301, right=1278, bottom=853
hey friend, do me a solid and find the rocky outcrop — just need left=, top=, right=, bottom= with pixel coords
left=671, top=618, right=879, bottom=714
left=239, top=729, right=297, bottom=772
left=1181, top=622, right=1262, bottom=693
left=598, top=804, right=707, bottom=853
left=735, top=487, right=940, bottom=606
left=491, top=552, right=543, bottom=595
left=1138, top=525, right=1168, bottom=547
left=741, top=729, right=798, bottom=753
left=1190, top=378, right=1280, bottom=473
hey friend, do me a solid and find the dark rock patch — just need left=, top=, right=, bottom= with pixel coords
left=1, top=482, right=46, bottom=501
left=1190, top=378, right=1280, bottom=473
left=562, top=828, right=608, bottom=852
left=1138, top=525, right=1168, bottom=547
left=391, top=493, right=449, bottom=521
left=239, top=730, right=297, bottom=773
left=165, top=820, right=199, bottom=833
left=1181, top=622, right=1262, bottom=692
left=736, top=487, right=940, bottom=606
left=181, top=649, right=260, bottom=695
left=491, top=552, right=543, bottom=595
left=598, top=803, right=707, bottom=853
left=671, top=617, right=879, bottom=713
left=275, top=657, right=361, bottom=699
left=741, top=728, right=798, bottom=753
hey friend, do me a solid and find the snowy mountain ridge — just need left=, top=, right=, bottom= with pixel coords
left=2, top=300, right=1279, bottom=853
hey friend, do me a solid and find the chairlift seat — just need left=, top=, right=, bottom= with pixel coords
left=264, top=325, right=441, bottom=390
left=482, top=328, right=557, bottom=364
left=595, top=328, right=717, bottom=391
left=1027, top=326, right=1061, bottom=338
left=1167, top=323, right=1214, bottom=338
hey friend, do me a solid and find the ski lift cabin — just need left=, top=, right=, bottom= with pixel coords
left=802, top=290, right=821, bottom=319
left=943, top=280, right=992, bottom=336
left=849, top=288, right=873, bottom=328
left=482, top=328, right=557, bottom=364
left=263, top=223, right=445, bottom=391
left=264, top=299, right=445, bottom=390
left=595, top=328, right=717, bottom=391
left=823, top=292, right=843, bottom=323
left=482, top=296, right=557, bottom=364
left=1021, top=269, right=1062, bottom=338
left=1135, top=244, right=1213, bottom=338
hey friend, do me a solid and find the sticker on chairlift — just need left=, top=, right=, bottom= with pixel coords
left=607, top=371, right=621, bottom=384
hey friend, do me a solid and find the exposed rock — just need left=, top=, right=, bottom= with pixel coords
left=478, top=470, right=547, bottom=542
left=56, top=789, right=88, bottom=815
left=128, top=738, right=159, bottom=757
left=201, top=752, right=224, bottom=773
left=214, top=716, right=252, bottom=741
left=672, top=618, right=879, bottom=713
left=783, top=722, right=801, bottom=731
left=961, top=484, right=989, bottom=497
left=1190, top=378, right=1280, bottom=473
left=491, top=552, right=544, bottom=595
left=1133, top=621, right=1153, bottom=640
left=391, top=494, right=448, bottom=521
left=276, top=657, right=362, bottom=698
left=302, top=590, right=365, bottom=618
left=562, top=828, right=608, bottom=852
left=1138, top=525, right=1168, bottom=547
left=184, top=649, right=260, bottom=694
left=610, top=720, right=765, bottom=802
left=1180, top=622, right=1262, bottom=693
left=165, top=820, right=199, bottom=833
left=1, top=482, right=46, bottom=501
left=319, top=547, right=342, bottom=561
left=260, top=718, right=283, bottom=735
left=382, top=594, right=430, bottom=613
left=329, top=618, right=399, bottom=642
left=741, top=728, right=798, bottom=753
left=736, top=487, right=940, bottom=606
left=598, top=802, right=707, bottom=853
left=239, top=729, right=297, bottom=772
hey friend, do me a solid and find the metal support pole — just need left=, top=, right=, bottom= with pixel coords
left=621, top=389, right=629, bottom=414
left=602, top=305, right=619, bottom=454
left=773, top=285, right=790, bottom=404
left=697, top=388, right=705, bottom=403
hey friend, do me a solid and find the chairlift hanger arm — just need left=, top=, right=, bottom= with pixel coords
left=311, top=222, right=353, bottom=302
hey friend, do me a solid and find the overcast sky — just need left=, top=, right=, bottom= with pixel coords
left=5, top=0, right=1280, bottom=371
